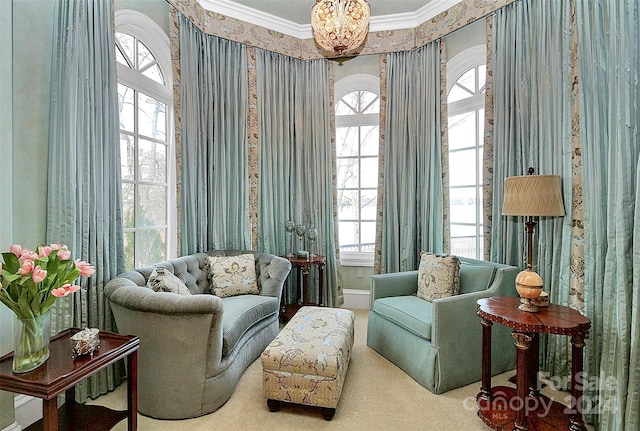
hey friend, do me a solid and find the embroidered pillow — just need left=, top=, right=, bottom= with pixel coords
left=147, top=266, right=192, bottom=296
left=206, top=254, right=259, bottom=298
left=416, top=252, right=461, bottom=302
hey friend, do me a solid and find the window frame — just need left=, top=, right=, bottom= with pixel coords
left=115, top=10, right=176, bottom=268
left=335, top=74, right=380, bottom=267
left=446, top=46, right=486, bottom=260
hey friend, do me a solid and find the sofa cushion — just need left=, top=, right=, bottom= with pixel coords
left=221, top=294, right=279, bottom=355
left=417, top=252, right=461, bottom=302
left=146, top=266, right=192, bottom=295
left=206, top=254, right=260, bottom=297
left=459, top=262, right=497, bottom=294
left=373, top=296, right=433, bottom=341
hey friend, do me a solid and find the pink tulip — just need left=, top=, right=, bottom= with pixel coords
left=32, top=265, right=47, bottom=283
left=18, top=259, right=35, bottom=275
left=9, top=244, right=22, bottom=257
left=38, top=246, right=53, bottom=257
left=57, top=248, right=72, bottom=260
left=51, top=284, right=81, bottom=297
left=74, top=260, right=95, bottom=277
left=20, top=249, right=39, bottom=261
left=49, top=243, right=65, bottom=251
left=0, top=262, right=3, bottom=274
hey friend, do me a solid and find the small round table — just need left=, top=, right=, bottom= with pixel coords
left=281, top=255, right=326, bottom=321
left=476, top=296, right=591, bottom=431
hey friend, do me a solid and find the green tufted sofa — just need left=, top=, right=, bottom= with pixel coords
left=366, top=256, right=519, bottom=394
left=104, top=250, right=291, bottom=419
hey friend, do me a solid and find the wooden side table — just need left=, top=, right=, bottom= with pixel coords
left=281, top=255, right=326, bottom=321
left=0, top=328, right=139, bottom=431
left=476, top=296, right=591, bottom=431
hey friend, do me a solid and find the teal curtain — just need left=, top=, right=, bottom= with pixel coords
left=577, top=0, right=640, bottom=428
left=380, top=41, right=444, bottom=273
left=490, top=0, right=573, bottom=377
left=255, top=49, right=340, bottom=306
left=46, top=0, right=126, bottom=401
left=179, top=14, right=249, bottom=254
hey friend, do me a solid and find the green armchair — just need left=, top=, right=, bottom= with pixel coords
left=366, top=256, right=519, bottom=394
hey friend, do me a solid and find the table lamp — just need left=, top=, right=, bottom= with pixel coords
left=502, top=167, right=565, bottom=312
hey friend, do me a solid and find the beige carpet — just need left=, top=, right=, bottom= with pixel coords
left=89, top=309, right=586, bottom=431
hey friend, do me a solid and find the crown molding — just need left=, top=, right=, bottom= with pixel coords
left=197, top=0, right=310, bottom=38
left=197, top=0, right=463, bottom=39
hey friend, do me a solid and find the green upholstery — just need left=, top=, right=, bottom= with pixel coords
left=372, top=296, right=433, bottom=340
left=366, top=256, right=519, bottom=394
left=105, top=250, right=291, bottom=419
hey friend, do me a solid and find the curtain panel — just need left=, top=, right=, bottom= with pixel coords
left=577, top=0, right=640, bottom=428
left=255, top=49, right=341, bottom=307
left=379, top=41, right=444, bottom=274
left=178, top=14, right=250, bottom=254
left=46, top=0, right=126, bottom=401
left=490, top=0, right=573, bottom=378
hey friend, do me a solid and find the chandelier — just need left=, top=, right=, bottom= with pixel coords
left=311, top=0, right=371, bottom=55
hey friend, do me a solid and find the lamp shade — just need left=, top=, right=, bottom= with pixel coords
left=311, top=0, right=370, bottom=55
left=502, top=174, right=565, bottom=217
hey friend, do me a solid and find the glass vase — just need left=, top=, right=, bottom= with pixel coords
left=12, top=311, right=51, bottom=373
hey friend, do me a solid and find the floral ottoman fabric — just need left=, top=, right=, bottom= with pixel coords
left=261, top=306, right=355, bottom=413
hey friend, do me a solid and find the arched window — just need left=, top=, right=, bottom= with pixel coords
left=447, top=46, right=486, bottom=259
left=115, top=10, right=175, bottom=270
left=335, top=74, right=380, bottom=266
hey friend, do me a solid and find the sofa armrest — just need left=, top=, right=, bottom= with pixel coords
left=369, top=271, right=419, bottom=309
left=256, top=254, right=291, bottom=304
left=105, top=277, right=225, bottom=372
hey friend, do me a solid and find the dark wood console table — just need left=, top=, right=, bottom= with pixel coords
left=0, top=328, right=139, bottom=431
left=281, top=255, right=326, bottom=321
left=476, top=296, right=591, bottom=431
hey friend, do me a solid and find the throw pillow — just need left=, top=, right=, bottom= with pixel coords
left=416, top=252, right=461, bottom=302
left=206, top=254, right=259, bottom=298
left=147, top=266, right=192, bottom=295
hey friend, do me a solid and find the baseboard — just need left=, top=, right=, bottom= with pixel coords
left=1, top=422, right=21, bottom=431
left=14, top=395, right=40, bottom=429
left=342, top=288, right=370, bottom=310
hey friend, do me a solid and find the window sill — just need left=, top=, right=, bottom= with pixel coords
left=340, top=252, right=374, bottom=267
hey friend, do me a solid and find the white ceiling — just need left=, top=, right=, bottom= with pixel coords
left=197, top=0, right=462, bottom=38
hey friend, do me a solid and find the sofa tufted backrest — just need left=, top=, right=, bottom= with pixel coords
left=124, top=250, right=291, bottom=300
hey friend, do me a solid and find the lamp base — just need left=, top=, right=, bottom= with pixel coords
left=518, top=297, right=540, bottom=313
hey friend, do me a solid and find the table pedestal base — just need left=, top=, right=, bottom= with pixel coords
left=477, top=386, right=587, bottom=431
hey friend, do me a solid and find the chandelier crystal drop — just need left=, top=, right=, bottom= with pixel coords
left=311, top=0, right=371, bottom=55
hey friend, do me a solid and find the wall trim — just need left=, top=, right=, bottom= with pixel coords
left=196, top=0, right=463, bottom=38
left=342, top=288, right=371, bottom=310
left=14, top=395, right=40, bottom=430
left=1, top=422, right=21, bottom=431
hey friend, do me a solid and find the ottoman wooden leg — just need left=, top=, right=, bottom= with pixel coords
left=267, top=399, right=281, bottom=412
left=322, top=407, right=336, bottom=421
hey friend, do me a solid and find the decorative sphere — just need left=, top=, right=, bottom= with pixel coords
left=515, top=269, right=543, bottom=299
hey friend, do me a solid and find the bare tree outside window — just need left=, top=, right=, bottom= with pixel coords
left=116, top=32, right=171, bottom=270
left=336, top=89, right=379, bottom=256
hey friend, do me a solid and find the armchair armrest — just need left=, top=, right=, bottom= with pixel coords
left=431, top=266, right=518, bottom=350
left=369, top=271, right=419, bottom=309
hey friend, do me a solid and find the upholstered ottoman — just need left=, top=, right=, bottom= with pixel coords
left=260, top=306, right=355, bottom=420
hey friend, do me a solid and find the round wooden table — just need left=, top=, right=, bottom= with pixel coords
left=476, top=296, right=591, bottom=431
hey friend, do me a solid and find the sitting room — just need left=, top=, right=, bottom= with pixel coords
left=1, top=0, right=637, bottom=430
